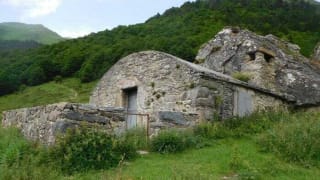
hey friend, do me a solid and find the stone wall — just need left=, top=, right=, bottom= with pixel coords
left=2, top=103, right=125, bottom=145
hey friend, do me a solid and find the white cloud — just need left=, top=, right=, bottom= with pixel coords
left=2, top=0, right=61, bottom=18
left=57, top=27, right=94, bottom=38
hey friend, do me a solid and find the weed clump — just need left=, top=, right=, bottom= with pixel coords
left=193, top=111, right=288, bottom=139
left=232, top=72, right=251, bottom=82
left=151, top=130, right=186, bottom=154
left=150, top=129, right=202, bottom=154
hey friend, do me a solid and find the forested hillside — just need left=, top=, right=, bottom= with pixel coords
left=0, top=40, right=42, bottom=52
left=0, top=0, right=320, bottom=96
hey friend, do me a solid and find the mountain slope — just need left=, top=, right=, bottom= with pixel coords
left=0, top=0, right=320, bottom=96
left=0, top=22, right=64, bottom=45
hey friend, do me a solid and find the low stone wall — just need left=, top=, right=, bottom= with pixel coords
left=2, top=102, right=201, bottom=145
left=2, top=103, right=125, bottom=145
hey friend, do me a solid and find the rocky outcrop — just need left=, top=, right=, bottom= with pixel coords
left=2, top=103, right=125, bottom=145
left=196, top=27, right=320, bottom=106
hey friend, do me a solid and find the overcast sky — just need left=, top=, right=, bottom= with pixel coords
left=0, top=0, right=194, bottom=38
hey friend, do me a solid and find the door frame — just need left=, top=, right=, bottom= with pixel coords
left=122, top=87, right=138, bottom=129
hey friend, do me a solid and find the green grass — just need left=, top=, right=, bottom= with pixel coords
left=0, top=78, right=97, bottom=113
left=1, top=112, right=320, bottom=179
left=1, top=130, right=319, bottom=179
left=69, top=138, right=320, bottom=180
left=0, top=78, right=319, bottom=179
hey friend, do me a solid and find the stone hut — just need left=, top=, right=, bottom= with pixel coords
left=2, top=28, right=320, bottom=144
left=89, top=50, right=289, bottom=134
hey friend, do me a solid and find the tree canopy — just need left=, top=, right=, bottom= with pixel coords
left=0, top=0, right=320, bottom=95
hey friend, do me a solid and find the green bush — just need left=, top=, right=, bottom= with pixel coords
left=151, top=130, right=186, bottom=154
left=193, top=122, right=214, bottom=138
left=120, top=128, right=149, bottom=150
left=113, top=139, right=138, bottom=160
left=150, top=129, right=206, bottom=153
left=221, top=111, right=288, bottom=138
left=50, top=125, right=119, bottom=174
left=258, top=112, right=320, bottom=167
left=194, top=122, right=231, bottom=139
left=0, top=127, right=30, bottom=166
left=0, top=127, right=61, bottom=179
left=193, top=111, right=288, bottom=139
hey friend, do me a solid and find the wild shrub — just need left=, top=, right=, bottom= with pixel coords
left=120, top=128, right=149, bottom=150
left=151, top=130, right=187, bottom=154
left=194, top=111, right=288, bottom=139
left=0, top=127, right=61, bottom=179
left=258, top=112, right=320, bottom=167
left=0, top=127, right=30, bottom=166
left=49, top=124, right=120, bottom=174
left=193, top=122, right=230, bottom=139
left=113, top=139, right=138, bottom=160
left=222, top=111, right=285, bottom=137
left=193, top=122, right=215, bottom=138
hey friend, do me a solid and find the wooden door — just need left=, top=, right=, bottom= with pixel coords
left=126, top=88, right=137, bottom=129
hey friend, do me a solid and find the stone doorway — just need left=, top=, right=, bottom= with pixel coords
left=124, top=87, right=138, bottom=129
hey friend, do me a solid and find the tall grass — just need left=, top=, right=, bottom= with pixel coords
left=0, top=110, right=319, bottom=179
left=193, top=111, right=320, bottom=167
left=0, top=126, right=61, bottom=179
left=258, top=112, right=320, bottom=167
left=117, top=128, right=149, bottom=150
left=0, top=127, right=30, bottom=166
left=193, top=111, right=289, bottom=139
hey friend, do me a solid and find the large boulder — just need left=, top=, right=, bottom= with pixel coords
left=196, top=27, right=320, bottom=106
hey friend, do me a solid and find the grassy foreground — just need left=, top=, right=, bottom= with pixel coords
left=0, top=79, right=319, bottom=179
left=1, top=125, right=319, bottom=180
left=72, top=138, right=320, bottom=180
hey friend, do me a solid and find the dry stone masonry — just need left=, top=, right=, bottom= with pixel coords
left=2, top=27, right=320, bottom=144
left=2, top=103, right=125, bottom=144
